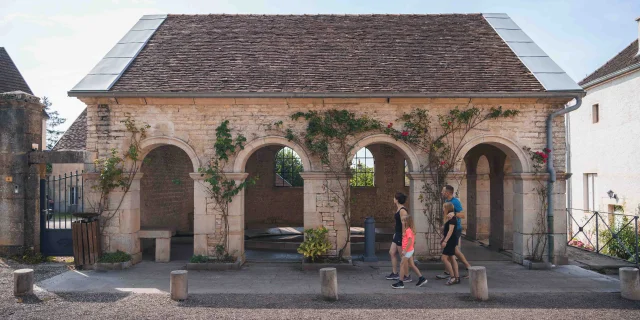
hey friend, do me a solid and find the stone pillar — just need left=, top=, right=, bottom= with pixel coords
left=190, top=173, right=209, bottom=256
left=225, top=172, right=248, bottom=262
left=320, top=267, right=338, bottom=301
left=552, top=174, right=571, bottom=265
left=406, top=172, right=430, bottom=258
left=466, top=174, right=478, bottom=240
left=103, top=172, right=143, bottom=263
left=469, top=266, right=489, bottom=301
left=13, top=268, right=34, bottom=296
left=512, top=173, right=548, bottom=264
left=0, top=92, right=45, bottom=255
left=170, top=270, right=188, bottom=301
left=299, top=172, right=350, bottom=259
left=502, top=176, right=515, bottom=251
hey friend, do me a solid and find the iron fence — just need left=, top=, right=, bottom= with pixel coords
left=43, top=171, right=84, bottom=229
left=567, top=208, right=639, bottom=266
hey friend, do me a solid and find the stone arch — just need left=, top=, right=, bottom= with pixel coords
left=456, top=135, right=529, bottom=173
left=233, top=136, right=313, bottom=172
left=140, top=136, right=201, bottom=172
left=350, top=134, right=421, bottom=172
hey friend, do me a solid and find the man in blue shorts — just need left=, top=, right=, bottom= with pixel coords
left=436, top=185, right=472, bottom=280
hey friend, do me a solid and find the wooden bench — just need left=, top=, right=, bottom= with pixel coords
left=139, top=228, right=176, bottom=262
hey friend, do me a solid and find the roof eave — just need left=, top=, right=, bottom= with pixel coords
left=67, top=90, right=585, bottom=99
left=580, top=62, right=640, bottom=90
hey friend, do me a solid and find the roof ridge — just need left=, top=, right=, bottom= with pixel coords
left=165, top=13, right=486, bottom=16
left=579, top=39, right=639, bottom=86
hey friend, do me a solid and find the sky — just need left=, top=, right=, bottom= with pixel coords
left=1, top=0, right=639, bottom=131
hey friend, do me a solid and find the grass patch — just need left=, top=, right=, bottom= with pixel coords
left=98, top=251, right=131, bottom=263
left=10, top=249, right=53, bottom=264
left=189, top=254, right=236, bottom=263
left=190, top=255, right=210, bottom=263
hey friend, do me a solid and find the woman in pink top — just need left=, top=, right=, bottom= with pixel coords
left=392, top=214, right=427, bottom=289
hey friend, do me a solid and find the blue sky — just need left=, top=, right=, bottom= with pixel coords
left=1, top=0, right=639, bottom=131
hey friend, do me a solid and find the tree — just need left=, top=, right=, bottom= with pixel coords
left=43, top=97, right=66, bottom=150
left=350, top=163, right=374, bottom=187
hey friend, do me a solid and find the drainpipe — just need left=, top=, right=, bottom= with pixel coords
left=546, top=96, right=582, bottom=263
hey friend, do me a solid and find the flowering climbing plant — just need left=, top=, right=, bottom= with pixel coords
left=385, top=106, right=519, bottom=254
left=523, top=146, right=551, bottom=262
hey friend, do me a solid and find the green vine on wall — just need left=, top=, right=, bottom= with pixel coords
left=523, top=146, right=550, bottom=262
left=91, top=115, right=150, bottom=234
left=385, top=106, right=519, bottom=252
left=198, top=120, right=256, bottom=258
left=284, top=110, right=382, bottom=259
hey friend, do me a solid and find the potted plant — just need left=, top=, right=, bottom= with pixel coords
left=95, top=250, right=132, bottom=271
left=186, top=245, right=243, bottom=271
left=299, top=227, right=351, bottom=271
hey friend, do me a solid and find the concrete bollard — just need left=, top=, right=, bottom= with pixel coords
left=14, top=269, right=34, bottom=296
left=469, top=266, right=489, bottom=301
left=170, top=270, right=188, bottom=301
left=619, top=267, right=640, bottom=301
left=320, top=267, right=338, bottom=301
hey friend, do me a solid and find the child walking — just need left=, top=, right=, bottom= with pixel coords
left=392, top=214, right=427, bottom=289
left=441, top=202, right=460, bottom=285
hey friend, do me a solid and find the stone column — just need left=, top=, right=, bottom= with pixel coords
left=511, top=173, right=548, bottom=264
left=90, top=172, right=143, bottom=264
left=552, top=173, right=571, bottom=265
left=406, top=172, right=429, bottom=258
left=190, top=173, right=209, bottom=256
left=502, top=175, right=515, bottom=251
left=0, top=92, right=45, bottom=255
left=225, top=172, right=248, bottom=262
left=299, top=172, right=350, bottom=259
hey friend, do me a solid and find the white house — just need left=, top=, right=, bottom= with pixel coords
left=569, top=17, right=640, bottom=217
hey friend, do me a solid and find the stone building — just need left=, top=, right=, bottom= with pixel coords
left=68, top=13, right=584, bottom=264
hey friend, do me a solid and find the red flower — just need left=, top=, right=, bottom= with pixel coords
left=440, top=160, right=446, bottom=166
left=387, top=123, right=393, bottom=128
left=543, top=148, right=551, bottom=153
left=541, top=153, right=548, bottom=159
left=447, top=121, right=452, bottom=126
left=542, top=159, right=547, bottom=163
left=401, top=131, right=409, bottom=137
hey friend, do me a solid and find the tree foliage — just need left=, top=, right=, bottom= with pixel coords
left=42, top=97, right=66, bottom=150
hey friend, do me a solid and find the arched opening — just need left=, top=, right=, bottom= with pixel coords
left=463, top=143, right=512, bottom=251
left=244, top=145, right=305, bottom=261
left=350, top=143, right=412, bottom=259
left=139, top=145, right=195, bottom=261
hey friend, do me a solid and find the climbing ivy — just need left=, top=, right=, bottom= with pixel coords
left=284, top=110, right=382, bottom=259
left=198, top=120, right=256, bottom=258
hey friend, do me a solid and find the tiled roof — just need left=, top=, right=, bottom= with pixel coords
left=580, top=40, right=640, bottom=87
left=52, top=109, right=87, bottom=151
left=0, top=47, right=33, bottom=95
left=109, top=14, right=546, bottom=94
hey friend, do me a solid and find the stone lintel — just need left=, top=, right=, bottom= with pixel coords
left=28, top=150, right=96, bottom=164
left=299, top=172, right=351, bottom=180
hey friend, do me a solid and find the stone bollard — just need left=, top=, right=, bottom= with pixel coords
left=170, top=270, right=188, bottom=301
left=14, top=269, right=34, bottom=296
left=320, top=267, right=338, bottom=301
left=619, top=267, right=640, bottom=301
left=469, top=266, right=489, bottom=301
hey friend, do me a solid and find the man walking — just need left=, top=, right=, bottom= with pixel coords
left=436, top=185, right=472, bottom=280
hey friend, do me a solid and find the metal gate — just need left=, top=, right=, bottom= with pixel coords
left=40, top=171, right=84, bottom=256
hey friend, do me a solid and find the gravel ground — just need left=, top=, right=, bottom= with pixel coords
left=1, top=259, right=639, bottom=319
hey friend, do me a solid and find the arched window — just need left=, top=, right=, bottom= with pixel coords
left=275, top=147, right=303, bottom=187
left=350, top=147, right=375, bottom=187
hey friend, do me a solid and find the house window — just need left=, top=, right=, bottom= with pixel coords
left=404, top=160, right=410, bottom=187
left=592, top=104, right=599, bottom=123
left=274, top=147, right=303, bottom=187
left=69, top=187, right=78, bottom=205
left=350, top=147, right=375, bottom=187
left=584, top=173, right=597, bottom=211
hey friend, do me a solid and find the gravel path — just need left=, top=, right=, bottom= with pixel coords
left=1, top=258, right=639, bottom=319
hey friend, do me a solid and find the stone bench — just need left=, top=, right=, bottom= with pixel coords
left=139, top=228, right=176, bottom=262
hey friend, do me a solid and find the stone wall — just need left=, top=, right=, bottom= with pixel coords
left=0, top=92, right=44, bottom=254
left=245, top=145, right=304, bottom=229
left=79, top=96, right=571, bottom=261
left=140, top=145, right=194, bottom=234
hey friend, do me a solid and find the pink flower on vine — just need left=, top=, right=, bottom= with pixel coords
left=543, top=148, right=551, bottom=154
left=401, top=131, right=409, bottom=137
left=447, top=121, right=452, bottom=126
left=387, top=123, right=393, bottom=128
left=440, top=160, right=446, bottom=166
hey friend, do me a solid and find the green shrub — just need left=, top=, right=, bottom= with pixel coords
left=11, top=249, right=49, bottom=264
left=190, top=254, right=210, bottom=263
left=297, top=227, right=332, bottom=262
left=599, top=216, right=639, bottom=261
left=99, top=251, right=131, bottom=263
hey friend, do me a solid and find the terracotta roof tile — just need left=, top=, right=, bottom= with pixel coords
left=111, top=14, right=545, bottom=93
left=580, top=40, right=640, bottom=87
